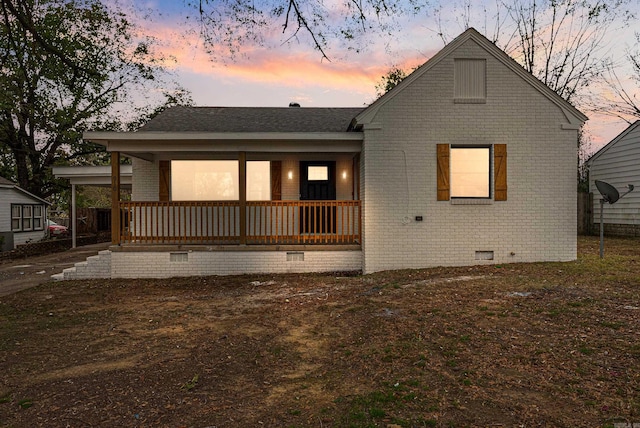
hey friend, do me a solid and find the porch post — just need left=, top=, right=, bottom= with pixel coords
left=111, top=152, right=121, bottom=245
left=239, top=151, right=246, bottom=244
left=71, top=183, right=77, bottom=248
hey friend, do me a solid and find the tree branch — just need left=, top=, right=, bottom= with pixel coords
left=283, top=0, right=330, bottom=61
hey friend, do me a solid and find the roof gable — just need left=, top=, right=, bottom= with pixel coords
left=0, top=176, right=15, bottom=186
left=139, top=106, right=365, bottom=133
left=0, top=176, right=50, bottom=205
left=587, top=120, right=640, bottom=166
left=355, top=28, right=587, bottom=128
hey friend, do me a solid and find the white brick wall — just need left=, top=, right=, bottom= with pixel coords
left=132, top=158, right=159, bottom=201
left=110, top=250, right=362, bottom=278
left=361, top=38, right=578, bottom=273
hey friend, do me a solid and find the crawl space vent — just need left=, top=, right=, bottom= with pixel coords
left=170, top=252, right=188, bottom=263
left=475, top=251, right=494, bottom=261
left=286, top=251, right=304, bottom=262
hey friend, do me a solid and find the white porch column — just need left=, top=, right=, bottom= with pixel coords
left=71, top=183, right=77, bottom=248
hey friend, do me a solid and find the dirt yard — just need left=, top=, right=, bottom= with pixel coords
left=0, top=236, right=639, bottom=427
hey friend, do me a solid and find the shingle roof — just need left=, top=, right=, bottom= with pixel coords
left=139, top=106, right=366, bottom=133
left=0, top=176, right=15, bottom=186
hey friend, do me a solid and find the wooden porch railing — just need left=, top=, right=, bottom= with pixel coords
left=118, top=200, right=361, bottom=245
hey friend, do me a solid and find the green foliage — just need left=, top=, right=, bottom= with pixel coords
left=375, top=66, right=408, bottom=98
left=181, top=374, right=199, bottom=391
left=0, top=0, right=190, bottom=199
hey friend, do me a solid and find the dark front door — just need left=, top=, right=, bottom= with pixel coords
left=300, top=161, right=336, bottom=234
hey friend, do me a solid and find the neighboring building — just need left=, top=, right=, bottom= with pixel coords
left=66, top=28, right=586, bottom=280
left=0, top=177, right=50, bottom=250
left=587, top=121, right=640, bottom=236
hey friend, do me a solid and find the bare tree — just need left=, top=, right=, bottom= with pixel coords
left=597, top=32, right=640, bottom=122
left=434, top=0, right=634, bottom=105
left=185, top=0, right=431, bottom=61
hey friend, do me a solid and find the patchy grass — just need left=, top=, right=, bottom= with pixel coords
left=0, top=236, right=639, bottom=427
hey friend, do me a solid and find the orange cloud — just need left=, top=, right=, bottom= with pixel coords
left=141, top=19, right=430, bottom=93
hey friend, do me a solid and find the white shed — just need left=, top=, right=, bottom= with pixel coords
left=0, top=177, right=51, bottom=250
left=587, top=121, right=640, bottom=236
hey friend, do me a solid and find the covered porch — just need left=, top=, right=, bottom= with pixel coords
left=88, top=130, right=363, bottom=249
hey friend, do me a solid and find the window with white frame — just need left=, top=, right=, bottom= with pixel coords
left=11, top=205, right=21, bottom=231
left=22, top=205, right=33, bottom=231
left=33, top=205, right=44, bottom=229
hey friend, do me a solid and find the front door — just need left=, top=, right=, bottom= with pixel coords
left=299, top=161, right=336, bottom=234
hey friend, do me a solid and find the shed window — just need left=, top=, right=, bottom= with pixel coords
left=33, top=205, right=44, bottom=229
left=22, top=206, right=33, bottom=230
left=11, top=205, right=21, bottom=231
left=11, top=204, right=46, bottom=232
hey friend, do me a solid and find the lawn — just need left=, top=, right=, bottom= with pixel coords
left=1, top=236, right=639, bottom=427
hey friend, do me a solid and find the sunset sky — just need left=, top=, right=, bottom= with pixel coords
left=131, top=0, right=639, bottom=154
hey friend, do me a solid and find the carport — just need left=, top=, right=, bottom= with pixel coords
left=52, top=165, right=132, bottom=248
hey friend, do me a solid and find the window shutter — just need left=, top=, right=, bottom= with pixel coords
left=270, top=161, right=282, bottom=200
left=437, top=144, right=450, bottom=201
left=159, top=160, right=170, bottom=201
left=494, top=144, right=507, bottom=201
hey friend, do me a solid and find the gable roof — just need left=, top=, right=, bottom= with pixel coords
left=140, top=106, right=366, bottom=133
left=586, top=120, right=640, bottom=166
left=355, top=28, right=588, bottom=128
left=0, top=176, right=51, bottom=205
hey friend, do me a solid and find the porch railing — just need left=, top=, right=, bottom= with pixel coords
left=117, top=200, right=361, bottom=245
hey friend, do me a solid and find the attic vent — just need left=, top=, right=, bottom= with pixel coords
left=289, top=102, right=301, bottom=108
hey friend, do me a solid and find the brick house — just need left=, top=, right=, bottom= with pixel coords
left=71, top=28, right=586, bottom=279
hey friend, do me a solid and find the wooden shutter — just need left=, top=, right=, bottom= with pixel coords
left=270, top=161, right=282, bottom=200
left=437, top=144, right=450, bottom=201
left=494, top=144, right=507, bottom=201
left=159, top=160, right=170, bottom=201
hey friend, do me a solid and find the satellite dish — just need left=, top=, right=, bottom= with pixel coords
left=595, top=180, right=620, bottom=203
left=594, top=180, right=634, bottom=258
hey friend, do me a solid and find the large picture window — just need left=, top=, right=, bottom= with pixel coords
left=171, top=160, right=271, bottom=201
left=172, top=160, right=239, bottom=201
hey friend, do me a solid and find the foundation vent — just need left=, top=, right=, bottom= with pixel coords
left=170, top=252, right=188, bottom=263
left=475, top=251, right=494, bottom=261
left=286, top=251, right=304, bottom=261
